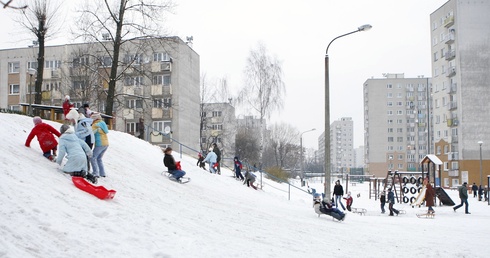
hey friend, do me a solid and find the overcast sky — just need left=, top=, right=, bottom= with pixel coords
left=0, top=0, right=448, bottom=149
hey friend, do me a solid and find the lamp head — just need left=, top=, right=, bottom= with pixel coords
left=478, top=141, right=483, bottom=146
left=358, top=24, right=372, bottom=32
left=28, top=68, right=37, bottom=76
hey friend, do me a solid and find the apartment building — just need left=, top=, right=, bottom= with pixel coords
left=0, top=37, right=200, bottom=151
left=200, top=102, right=236, bottom=161
left=331, top=117, right=355, bottom=173
left=430, top=0, right=490, bottom=187
left=364, top=74, right=431, bottom=178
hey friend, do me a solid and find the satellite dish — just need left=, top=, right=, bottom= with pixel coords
left=164, top=126, right=171, bottom=134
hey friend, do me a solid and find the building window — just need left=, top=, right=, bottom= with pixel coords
left=9, top=84, right=20, bottom=95
left=397, top=128, right=403, bottom=133
left=387, top=119, right=393, bottom=124
left=386, top=84, right=393, bottom=89
left=126, top=99, right=143, bottom=109
left=27, top=61, right=38, bottom=70
left=387, top=102, right=393, bottom=107
left=126, top=122, right=136, bottom=134
left=101, top=56, right=112, bottom=67
left=436, top=146, right=441, bottom=155
left=153, top=98, right=171, bottom=108
left=397, top=137, right=403, bottom=142
left=8, top=62, right=20, bottom=73
left=387, top=93, right=393, bottom=98
left=124, top=76, right=144, bottom=86
left=212, top=111, right=222, bottom=117
left=45, top=60, right=61, bottom=69
left=153, top=52, right=170, bottom=62
left=387, top=110, right=393, bottom=115
left=212, top=124, right=223, bottom=130
left=153, top=121, right=171, bottom=132
left=73, top=81, right=87, bottom=90
left=397, top=110, right=403, bottom=115
left=444, top=145, right=449, bottom=154
left=73, top=57, right=89, bottom=67
left=388, top=137, right=394, bottom=142
left=388, top=128, right=393, bottom=133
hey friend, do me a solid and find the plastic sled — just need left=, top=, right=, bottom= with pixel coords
left=72, top=177, right=116, bottom=200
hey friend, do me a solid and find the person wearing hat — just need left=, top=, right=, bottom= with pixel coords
left=453, top=182, right=470, bottom=214
left=212, top=143, right=222, bottom=174
left=90, top=112, right=109, bottom=178
left=56, top=125, right=97, bottom=184
left=163, top=147, right=186, bottom=181
left=202, top=147, right=218, bottom=174
left=62, top=95, right=74, bottom=120
left=25, top=116, right=61, bottom=161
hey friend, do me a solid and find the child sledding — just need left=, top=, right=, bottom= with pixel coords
left=313, top=193, right=346, bottom=221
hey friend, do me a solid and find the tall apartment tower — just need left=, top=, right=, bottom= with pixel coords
left=200, top=102, right=236, bottom=161
left=331, top=117, right=355, bottom=173
left=430, top=0, right=490, bottom=187
left=364, top=74, right=431, bottom=178
left=318, top=117, right=354, bottom=174
left=0, top=37, right=200, bottom=151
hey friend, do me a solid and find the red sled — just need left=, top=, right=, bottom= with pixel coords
left=72, top=177, right=116, bottom=200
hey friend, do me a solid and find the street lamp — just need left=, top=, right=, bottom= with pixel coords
left=324, top=24, right=372, bottom=199
left=28, top=68, right=37, bottom=116
left=478, top=141, right=483, bottom=187
left=300, top=128, right=316, bottom=185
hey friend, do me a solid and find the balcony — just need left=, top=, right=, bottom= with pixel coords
left=449, top=83, right=458, bottom=94
left=451, top=135, right=459, bottom=143
left=444, top=33, right=455, bottom=44
left=448, top=101, right=457, bottom=110
left=444, top=15, right=454, bottom=27
left=150, top=85, right=172, bottom=96
left=447, top=66, right=456, bottom=77
left=447, top=152, right=459, bottom=161
left=445, top=50, right=456, bottom=60
left=151, top=107, right=172, bottom=119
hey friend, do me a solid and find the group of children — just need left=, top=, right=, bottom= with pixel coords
left=25, top=96, right=109, bottom=184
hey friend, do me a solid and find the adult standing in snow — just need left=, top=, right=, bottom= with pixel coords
left=333, top=180, right=346, bottom=210
left=163, top=147, right=186, bottom=181
left=478, top=185, right=483, bottom=201
left=212, top=143, right=222, bottom=174
left=56, top=125, right=97, bottom=184
left=343, top=191, right=353, bottom=212
left=25, top=116, right=61, bottom=161
left=62, top=95, right=74, bottom=120
left=471, top=183, right=478, bottom=198
left=90, top=112, right=109, bottom=178
left=387, top=188, right=399, bottom=216
left=453, top=182, right=470, bottom=214
left=233, top=156, right=244, bottom=181
left=424, top=178, right=435, bottom=214
left=203, top=147, right=218, bottom=174
left=380, top=191, right=386, bottom=214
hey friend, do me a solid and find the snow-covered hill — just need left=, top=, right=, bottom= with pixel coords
left=1, top=113, right=489, bottom=258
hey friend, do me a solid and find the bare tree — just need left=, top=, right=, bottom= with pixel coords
left=1, top=0, right=27, bottom=9
left=238, top=42, right=286, bottom=161
left=76, top=0, right=174, bottom=116
left=264, top=122, right=300, bottom=169
left=15, top=0, right=62, bottom=108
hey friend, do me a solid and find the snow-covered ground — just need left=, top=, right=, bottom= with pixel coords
left=1, top=113, right=489, bottom=258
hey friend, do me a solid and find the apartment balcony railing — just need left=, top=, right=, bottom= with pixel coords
left=444, top=15, right=454, bottom=27
left=445, top=50, right=456, bottom=60
left=447, top=66, right=456, bottom=77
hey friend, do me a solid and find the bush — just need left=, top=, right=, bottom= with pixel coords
left=264, top=166, right=289, bottom=183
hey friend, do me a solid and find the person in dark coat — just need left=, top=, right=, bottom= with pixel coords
left=453, top=182, right=470, bottom=214
left=380, top=191, right=386, bottom=214
left=387, top=188, right=399, bottom=216
left=333, top=180, right=346, bottom=210
left=25, top=116, right=61, bottom=161
left=478, top=185, right=483, bottom=201
left=196, top=152, right=206, bottom=170
left=313, top=193, right=346, bottom=221
left=163, top=147, right=186, bottom=181
left=233, top=156, right=244, bottom=181
left=424, top=178, right=436, bottom=214
left=471, top=183, right=478, bottom=198
left=212, top=143, right=221, bottom=174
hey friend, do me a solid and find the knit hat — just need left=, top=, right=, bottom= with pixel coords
left=64, top=95, right=70, bottom=101
left=60, top=124, right=70, bottom=134
left=33, top=116, right=42, bottom=125
left=91, top=112, right=102, bottom=120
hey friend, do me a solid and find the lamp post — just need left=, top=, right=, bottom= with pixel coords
left=28, top=68, right=37, bottom=116
left=324, top=24, right=372, bottom=199
left=478, top=141, right=483, bottom=187
left=300, top=128, right=316, bottom=185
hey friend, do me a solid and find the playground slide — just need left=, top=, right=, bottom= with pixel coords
left=435, top=187, right=455, bottom=206
left=411, top=185, right=427, bottom=207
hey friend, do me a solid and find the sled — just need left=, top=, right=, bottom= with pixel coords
left=351, top=207, right=367, bottom=216
left=416, top=213, right=435, bottom=219
left=163, top=171, right=191, bottom=184
left=72, top=177, right=116, bottom=200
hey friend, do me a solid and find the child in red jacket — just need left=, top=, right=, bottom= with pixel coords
left=343, top=191, right=353, bottom=212
left=25, top=116, right=61, bottom=161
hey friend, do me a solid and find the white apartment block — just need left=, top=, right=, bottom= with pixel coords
left=0, top=37, right=200, bottom=151
left=430, top=0, right=490, bottom=187
left=331, top=117, right=355, bottom=173
left=364, top=74, right=431, bottom=178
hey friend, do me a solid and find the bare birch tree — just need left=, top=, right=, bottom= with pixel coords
left=76, top=0, right=174, bottom=116
left=238, top=42, right=286, bottom=161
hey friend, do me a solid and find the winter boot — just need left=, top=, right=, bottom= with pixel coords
left=86, top=173, right=98, bottom=184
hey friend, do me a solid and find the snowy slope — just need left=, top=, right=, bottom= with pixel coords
left=1, top=113, right=489, bottom=258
